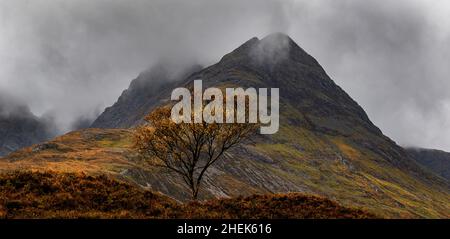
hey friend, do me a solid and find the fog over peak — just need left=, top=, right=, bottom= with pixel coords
left=250, top=33, right=293, bottom=65
left=0, top=90, right=33, bottom=118
left=1, top=0, right=450, bottom=150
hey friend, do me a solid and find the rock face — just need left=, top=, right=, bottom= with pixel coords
left=3, top=33, right=449, bottom=218
left=0, top=106, right=52, bottom=156
left=406, top=148, right=450, bottom=181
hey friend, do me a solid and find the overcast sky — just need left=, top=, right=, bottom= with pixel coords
left=1, top=0, right=450, bottom=151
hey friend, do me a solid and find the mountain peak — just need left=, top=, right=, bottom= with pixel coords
left=260, top=32, right=294, bottom=44
left=233, top=32, right=295, bottom=48
left=23, top=32, right=449, bottom=218
left=219, top=33, right=317, bottom=68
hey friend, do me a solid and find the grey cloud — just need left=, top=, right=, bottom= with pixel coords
left=250, top=33, right=292, bottom=65
left=0, top=0, right=288, bottom=132
left=0, top=90, right=31, bottom=118
left=1, top=0, right=450, bottom=150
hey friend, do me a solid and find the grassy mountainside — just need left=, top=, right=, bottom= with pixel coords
left=0, top=171, right=374, bottom=219
left=1, top=128, right=449, bottom=218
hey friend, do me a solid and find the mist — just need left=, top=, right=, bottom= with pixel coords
left=1, top=0, right=450, bottom=150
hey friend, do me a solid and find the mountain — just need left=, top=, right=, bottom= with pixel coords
left=406, top=148, right=450, bottom=181
left=1, top=33, right=449, bottom=218
left=91, top=63, right=202, bottom=128
left=0, top=103, right=53, bottom=157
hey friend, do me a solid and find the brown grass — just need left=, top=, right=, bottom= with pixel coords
left=183, top=194, right=375, bottom=219
left=0, top=171, right=376, bottom=219
left=0, top=171, right=177, bottom=219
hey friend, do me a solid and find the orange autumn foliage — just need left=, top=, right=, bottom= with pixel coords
left=133, top=106, right=258, bottom=200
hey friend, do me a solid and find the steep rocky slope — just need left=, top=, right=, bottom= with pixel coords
left=1, top=34, right=449, bottom=218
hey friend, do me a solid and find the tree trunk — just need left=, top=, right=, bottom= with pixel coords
left=192, top=191, right=198, bottom=200
left=191, top=186, right=199, bottom=200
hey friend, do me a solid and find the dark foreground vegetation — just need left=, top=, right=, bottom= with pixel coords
left=0, top=171, right=376, bottom=219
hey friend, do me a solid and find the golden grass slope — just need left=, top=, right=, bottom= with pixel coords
left=0, top=128, right=449, bottom=218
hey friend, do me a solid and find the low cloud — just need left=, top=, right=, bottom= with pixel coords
left=0, top=90, right=33, bottom=118
left=0, top=89, right=58, bottom=138
left=1, top=0, right=450, bottom=150
left=250, top=33, right=292, bottom=65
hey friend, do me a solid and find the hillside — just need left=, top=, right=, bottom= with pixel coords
left=1, top=33, right=449, bottom=218
left=0, top=171, right=374, bottom=219
left=406, top=148, right=450, bottom=181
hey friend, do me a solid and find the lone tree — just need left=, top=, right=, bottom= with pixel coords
left=133, top=106, right=257, bottom=200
